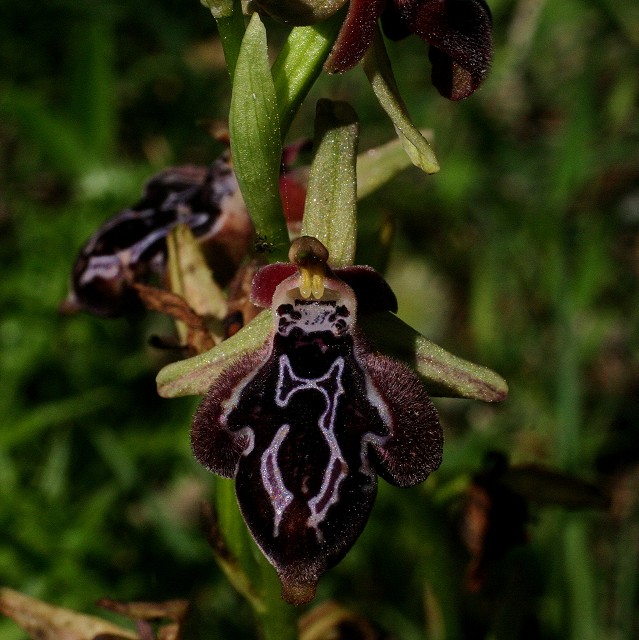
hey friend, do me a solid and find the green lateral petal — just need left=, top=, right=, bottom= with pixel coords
left=360, top=312, right=508, bottom=402
left=272, top=12, right=344, bottom=138
left=229, top=13, right=288, bottom=261
left=301, top=99, right=359, bottom=268
left=156, top=311, right=272, bottom=398
left=362, top=28, right=439, bottom=175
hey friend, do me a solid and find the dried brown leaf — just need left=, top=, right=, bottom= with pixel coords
left=0, top=587, right=137, bottom=640
left=96, top=599, right=188, bottom=623
left=134, top=284, right=215, bottom=354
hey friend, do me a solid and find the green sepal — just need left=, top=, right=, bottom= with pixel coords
left=363, top=28, right=439, bottom=175
left=360, top=312, right=508, bottom=402
left=356, top=129, right=433, bottom=200
left=301, top=99, right=359, bottom=268
left=156, top=310, right=272, bottom=398
left=229, top=13, right=288, bottom=261
left=157, top=307, right=508, bottom=403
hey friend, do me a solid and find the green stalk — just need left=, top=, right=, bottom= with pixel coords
left=212, top=0, right=246, bottom=80
left=68, top=18, right=116, bottom=162
left=258, top=561, right=299, bottom=640
left=214, top=478, right=261, bottom=594
left=271, top=11, right=344, bottom=139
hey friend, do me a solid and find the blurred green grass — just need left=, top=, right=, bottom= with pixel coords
left=1, top=0, right=638, bottom=638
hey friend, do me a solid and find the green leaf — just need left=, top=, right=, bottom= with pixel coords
left=229, top=13, right=288, bottom=261
left=301, top=99, right=359, bottom=268
left=0, top=388, right=116, bottom=449
left=362, top=28, right=439, bottom=175
left=271, top=12, right=344, bottom=138
left=360, top=312, right=508, bottom=402
left=156, top=310, right=272, bottom=398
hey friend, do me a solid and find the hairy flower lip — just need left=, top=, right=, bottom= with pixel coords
left=324, top=0, right=493, bottom=100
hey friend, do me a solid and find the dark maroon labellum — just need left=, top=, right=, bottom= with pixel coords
left=192, top=250, right=443, bottom=604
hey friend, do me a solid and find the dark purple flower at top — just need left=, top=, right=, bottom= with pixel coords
left=325, top=0, right=493, bottom=100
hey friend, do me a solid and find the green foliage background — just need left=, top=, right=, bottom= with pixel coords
left=1, top=0, right=638, bottom=638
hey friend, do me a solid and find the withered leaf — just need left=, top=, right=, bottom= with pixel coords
left=0, top=587, right=137, bottom=640
left=134, top=284, right=216, bottom=355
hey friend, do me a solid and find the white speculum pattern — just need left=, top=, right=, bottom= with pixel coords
left=258, top=294, right=355, bottom=541
left=273, top=354, right=347, bottom=542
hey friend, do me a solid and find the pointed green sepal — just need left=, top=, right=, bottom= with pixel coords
left=229, top=13, right=288, bottom=261
left=362, top=28, right=439, bottom=175
left=356, top=129, right=433, bottom=200
left=360, top=311, right=508, bottom=402
left=301, top=99, right=359, bottom=268
left=156, top=310, right=272, bottom=398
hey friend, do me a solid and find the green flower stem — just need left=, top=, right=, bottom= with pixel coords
left=301, top=99, right=359, bottom=268
left=229, top=13, right=289, bottom=261
left=209, top=0, right=245, bottom=80
left=562, top=515, right=598, bottom=640
left=553, top=257, right=601, bottom=639
left=272, top=11, right=344, bottom=139
left=200, top=0, right=244, bottom=82
left=213, top=478, right=264, bottom=611
left=217, top=481, right=298, bottom=639
left=257, top=561, right=299, bottom=640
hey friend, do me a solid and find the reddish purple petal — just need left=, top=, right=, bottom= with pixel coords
left=324, top=0, right=387, bottom=73
left=410, top=0, right=493, bottom=100
left=335, top=265, right=398, bottom=313
left=250, top=263, right=298, bottom=308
